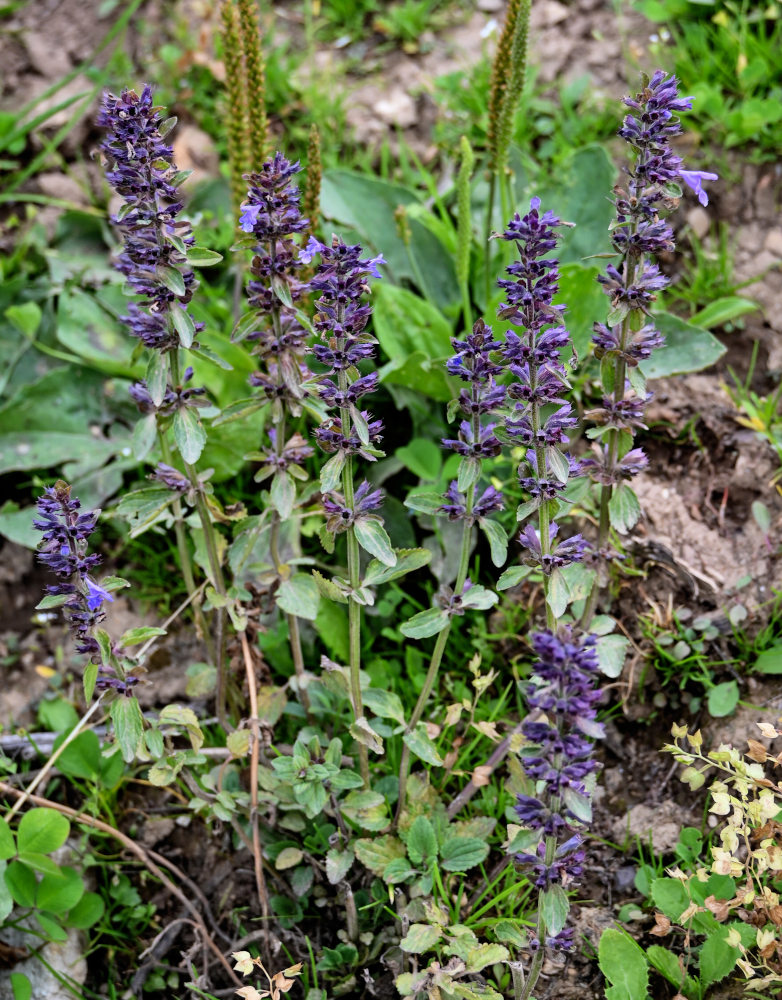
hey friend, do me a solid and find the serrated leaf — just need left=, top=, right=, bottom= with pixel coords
left=325, top=847, right=354, bottom=884
left=226, top=730, right=251, bottom=757
left=312, top=570, right=349, bottom=604
left=353, top=519, right=396, bottom=567
left=354, top=835, right=406, bottom=876
left=400, top=607, right=449, bottom=639
left=403, top=724, right=444, bottom=766
left=598, top=928, right=649, bottom=1000
left=608, top=484, right=641, bottom=534
left=699, top=928, right=741, bottom=987
left=440, top=837, right=489, bottom=872
left=406, top=815, right=438, bottom=866
left=400, top=923, right=442, bottom=954
left=173, top=407, right=206, bottom=464
left=341, top=790, right=388, bottom=831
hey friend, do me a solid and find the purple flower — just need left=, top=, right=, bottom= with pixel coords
left=680, top=169, right=718, bottom=207
left=517, top=524, right=588, bottom=574
left=438, top=482, right=504, bottom=523
left=322, top=481, right=383, bottom=533
left=442, top=420, right=502, bottom=459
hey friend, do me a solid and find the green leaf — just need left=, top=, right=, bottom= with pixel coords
left=354, top=835, right=406, bottom=876
left=132, top=412, right=157, bottom=461
left=116, top=487, right=176, bottom=538
left=111, top=696, right=144, bottom=763
left=173, top=407, right=206, bottom=464
left=440, top=837, right=489, bottom=872
left=596, top=633, right=629, bottom=679
left=396, top=438, right=442, bottom=481
left=270, top=470, right=296, bottom=519
left=320, top=451, right=346, bottom=493
left=4, top=859, right=36, bottom=906
left=17, top=852, right=62, bottom=875
left=496, top=565, right=531, bottom=591
left=690, top=296, right=758, bottom=330
left=404, top=491, right=444, bottom=515
left=157, top=265, right=185, bottom=296
left=171, top=306, right=196, bottom=348
left=17, top=808, right=69, bottom=855
left=362, top=688, right=405, bottom=726
left=707, top=680, right=739, bottom=718
left=464, top=943, right=509, bottom=973
left=55, top=731, right=101, bottom=781
left=10, top=974, right=32, bottom=1000
left=401, top=607, right=449, bottom=639
left=118, top=626, right=166, bottom=648
left=406, top=815, right=438, bottom=866
left=325, top=847, right=354, bottom=885
left=457, top=456, right=480, bottom=493
left=36, top=865, right=84, bottom=913
left=754, top=644, right=782, bottom=674
left=341, top=790, right=388, bottom=832
left=479, top=519, right=508, bottom=568
left=541, top=884, right=570, bottom=936
left=609, top=484, right=641, bottom=534
left=83, top=662, right=98, bottom=703
left=56, top=287, right=140, bottom=376
left=35, top=593, right=72, bottom=611
left=460, top=583, right=498, bottom=610
left=5, top=301, right=41, bottom=338
left=547, top=569, right=569, bottom=618
left=645, top=945, right=683, bottom=989
left=598, top=928, right=649, bottom=1000
left=0, top=861, right=11, bottom=922
left=354, top=519, right=397, bottom=567
left=187, top=246, right=223, bottom=266
left=400, top=923, right=443, bottom=954
left=640, top=312, right=726, bottom=379
left=277, top=573, right=320, bottom=621
left=0, top=817, right=15, bottom=860
left=363, top=547, right=431, bottom=587
left=557, top=264, right=606, bottom=358
left=403, top=723, right=444, bottom=766
left=350, top=717, right=384, bottom=754
left=65, top=890, right=105, bottom=929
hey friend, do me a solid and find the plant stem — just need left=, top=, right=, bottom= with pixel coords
left=168, top=350, right=230, bottom=729
left=394, top=482, right=475, bottom=825
left=157, top=430, right=213, bottom=658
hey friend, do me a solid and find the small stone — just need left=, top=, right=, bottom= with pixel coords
left=764, top=229, right=782, bottom=258
left=171, top=124, right=220, bottom=188
left=477, top=0, right=503, bottom=10
left=36, top=172, right=87, bottom=205
left=686, top=206, right=710, bottom=241
left=24, top=30, right=71, bottom=79
left=374, top=92, right=417, bottom=128
left=531, top=0, right=569, bottom=27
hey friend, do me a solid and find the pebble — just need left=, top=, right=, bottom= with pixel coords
left=764, top=229, right=782, bottom=258
left=476, top=0, right=503, bottom=11
left=374, top=92, right=417, bottom=128
left=686, top=206, right=710, bottom=240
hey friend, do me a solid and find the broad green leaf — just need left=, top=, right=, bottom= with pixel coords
left=598, top=928, right=649, bottom=1000
left=640, top=312, right=726, bottom=379
left=171, top=306, right=196, bottom=348
left=132, top=412, right=157, bottom=461
left=0, top=432, right=118, bottom=476
left=609, top=484, right=641, bottom=534
left=16, top=852, right=62, bottom=875
left=65, top=891, right=105, bottom=929
left=363, top=547, right=431, bottom=587
left=0, top=861, right=12, bottom=922
left=401, top=607, right=449, bottom=639
left=277, top=573, right=320, bottom=621
left=0, top=818, right=15, bottom=860
left=5, top=301, right=41, bottom=338
left=157, top=265, right=185, bottom=296
left=83, top=662, right=98, bottom=703
left=173, top=407, right=206, bottom=464
left=52, top=731, right=101, bottom=781
left=187, top=246, right=223, bottom=266
left=350, top=717, right=384, bottom=754
left=496, top=565, right=532, bottom=591
left=440, top=837, right=489, bottom=872
left=116, top=487, right=176, bottom=538
left=690, top=296, right=758, bottom=330
left=754, top=644, right=782, bottom=674
left=547, top=568, right=569, bottom=618
left=354, top=835, right=406, bottom=876
left=118, top=626, right=166, bottom=648
left=325, top=847, right=354, bottom=885
left=541, top=884, right=570, bottom=936
left=146, top=351, right=168, bottom=407
left=111, top=696, right=144, bottom=763
left=354, top=519, right=396, bottom=567
left=362, top=688, right=405, bottom=725
left=341, top=790, right=388, bottom=831
left=460, top=583, right=498, bottom=610
left=404, top=491, right=445, bottom=515
left=10, top=974, right=32, bottom=1000
left=464, top=943, right=509, bottom=973
left=400, top=923, right=442, bottom=954
left=4, top=859, right=36, bottom=906
left=396, top=438, right=442, bottom=481
left=707, top=680, right=739, bottom=718
left=17, top=808, right=69, bottom=855
left=320, top=451, right=346, bottom=493
left=36, top=865, right=84, bottom=913
left=596, top=633, right=629, bottom=679
left=406, top=815, right=438, bottom=867
left=403, top=724, right=444, bottom=766
left=275, top=847, right=304, bottom=870
left=645, top=945, right=683, bottom=988
left=56, top=287, right=139, bottom=375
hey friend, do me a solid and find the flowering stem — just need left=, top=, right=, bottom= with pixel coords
left=394, top=488, right=474, bottom=825
left=168, top=350, right=230, bottom=729
left=338, top=382, right=370, bottom=787
left=157, top=429, right=213, bottom=656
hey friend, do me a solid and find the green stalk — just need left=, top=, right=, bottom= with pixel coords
left=157, top=429, right=214, bottom=659
left=456, top=136, right=475, bottom=333
left=168, top=350, right=230, bottom=729
left=337, top=369, right=369, bottom=787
